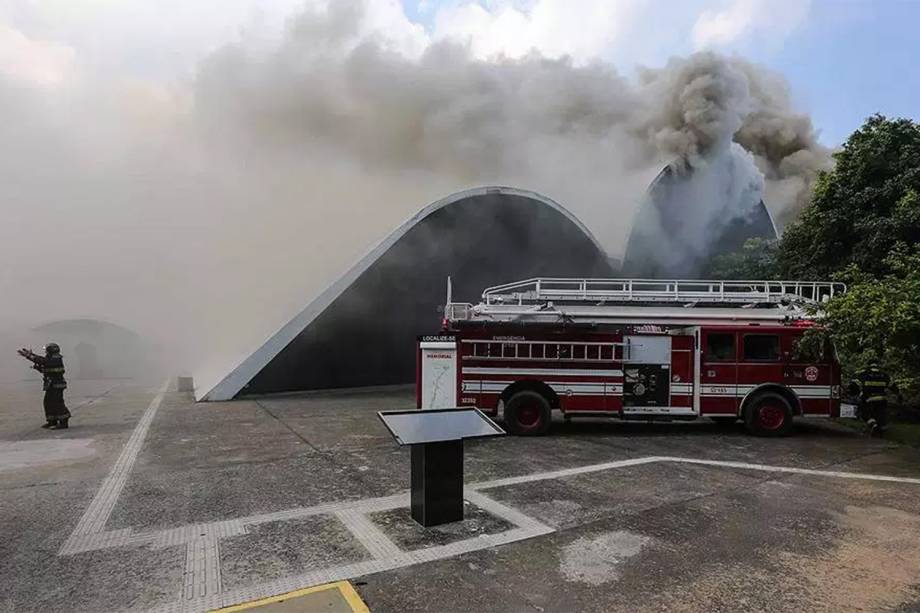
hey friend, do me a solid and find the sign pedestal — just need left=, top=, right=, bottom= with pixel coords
left=377, top=407, right=504, bottom=528
left=411, top=440, right=463, bottom=526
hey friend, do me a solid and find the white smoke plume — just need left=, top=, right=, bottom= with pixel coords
left=0, top=0, right=828, bottom=387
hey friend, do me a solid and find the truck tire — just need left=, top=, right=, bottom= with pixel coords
left=504, top=390, right=552, bottom=436
left=744, top=392, right=794, bottom=437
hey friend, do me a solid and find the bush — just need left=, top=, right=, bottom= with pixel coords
left=821, top=246, right=920, bottom=402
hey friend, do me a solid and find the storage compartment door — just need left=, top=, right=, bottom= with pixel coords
left=624, top=336, right=671, bottom=407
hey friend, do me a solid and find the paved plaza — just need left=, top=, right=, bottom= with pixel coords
left=2, top=378, right=919, bottom=612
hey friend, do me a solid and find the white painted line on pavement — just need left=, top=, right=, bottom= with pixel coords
left=52, top=391, right=920, bottom=613
left=60, top=379, right=170, bottom=554
left=661, top=456, right=920, bottom=486
left=469, top=456, right=660, bottom=490
left=464, top=489, right=555, bottom=534
left=65, top=451, right=920, bottom=560
left=334, top=508, right=405, bottom=560
left=469, top=455, right=920, bottom=490
left=145, top=490, right=553, bottom=613
left=182, top=537, right=222, bottom=602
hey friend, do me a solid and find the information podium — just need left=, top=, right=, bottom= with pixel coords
left=378, top=408, right=504, bottom=527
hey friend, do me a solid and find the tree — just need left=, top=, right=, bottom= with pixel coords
left=708, top=238, right=779, bottom=279
left=713, top=116, right=920, bottom=406
left=778, top=115, right=920, bottom=279
left=821, top=246, right=920, bottom=401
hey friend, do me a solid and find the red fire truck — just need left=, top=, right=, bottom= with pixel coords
left=417, top=278, right=846, bottom=437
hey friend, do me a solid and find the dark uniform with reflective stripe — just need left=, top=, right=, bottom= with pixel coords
left=38, top=354, right=70, bottom=423
left=854, top=366, right=890, bottom=432
left=20, top=350, right=71, bottom=426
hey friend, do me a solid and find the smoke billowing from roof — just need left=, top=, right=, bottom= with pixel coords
left=637, top=53, right=830, bottom=215
left=0, top=0, right=829, bottom=382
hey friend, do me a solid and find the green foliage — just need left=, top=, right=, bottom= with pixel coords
left=792, top=327, right=832, bottom=363
left=713, top=116, right=920, bottom=406
left=778, top=115, right=920, bottom=280
left=708, top=238, right=779, bottom=280
left=822, top=246, right=920, bottom=401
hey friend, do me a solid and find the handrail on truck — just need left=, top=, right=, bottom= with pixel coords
left=481, top=278, right=846, bottom=307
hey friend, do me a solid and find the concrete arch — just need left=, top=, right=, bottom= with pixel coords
left=199, top=186, right=613, bottom=400
left=31, top=318, right=152, bottom=380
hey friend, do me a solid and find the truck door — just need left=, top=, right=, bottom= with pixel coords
left=700, top=329, right=738, bottom=414
left=781, top=331, right=832, bottom=415
left=668, top=333, right=696, bottom=414
left=739, top=332, right=783, bottom=404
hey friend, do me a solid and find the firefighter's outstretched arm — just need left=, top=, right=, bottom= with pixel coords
left=17, top=348, right=45, bottom=367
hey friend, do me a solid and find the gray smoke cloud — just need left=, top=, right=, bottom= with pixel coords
left=624, top=52, right=770, bottom=276
left=733, top=59, right=833, bottom=227
left=635, top=52, right=752, bottom=171
left=0, top=0, right=829, bottom=388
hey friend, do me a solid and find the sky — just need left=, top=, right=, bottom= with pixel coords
left=1, top=0, right=918, bottom=145
left=2, top=0, right=917, bottom=386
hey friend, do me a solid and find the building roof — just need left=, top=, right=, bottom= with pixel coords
left=197, top=186, right=611, bottom=400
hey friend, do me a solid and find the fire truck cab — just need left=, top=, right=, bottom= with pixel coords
left=417, top=278, right=845, bottom=437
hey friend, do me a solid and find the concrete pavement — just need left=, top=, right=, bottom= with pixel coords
left=1, top=379, right=919, bottom=612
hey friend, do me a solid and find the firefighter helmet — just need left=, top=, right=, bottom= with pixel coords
left=45, top=343, right=61, bottom=355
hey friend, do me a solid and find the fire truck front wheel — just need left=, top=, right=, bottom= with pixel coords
left=744, top=392, right=794, bottom=437
left=504, top=390, right=552, bottom=436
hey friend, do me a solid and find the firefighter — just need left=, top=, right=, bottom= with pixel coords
left=850, top=360, right=896, bottom=436
left=17, top=343, right=71, bottom=429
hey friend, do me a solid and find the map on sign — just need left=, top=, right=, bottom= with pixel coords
left=419, top=339, right=457, bottom=409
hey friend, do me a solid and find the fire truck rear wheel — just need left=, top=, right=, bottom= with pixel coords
left=504, top=390, right=552, bottom=436
left=744, top=392, right=794, bottom=437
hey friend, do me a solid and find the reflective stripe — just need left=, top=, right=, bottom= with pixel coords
left=699, top=385, right=833, bottom=398
left=463, top=381, right=623, bottom=395
left=866, top=395, right=886, bottom=402
left=862, top=381, right=887, bottom=387
left=465, top=379, right=833, bottom=400
left=462, top=367, right=623, bottom=377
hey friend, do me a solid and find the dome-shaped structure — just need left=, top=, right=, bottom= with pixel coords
left=31, top=319, right=152, bottom=380
left=198, top=186, right=614, bottom=401
left=621, top=164, right=777, bottom=278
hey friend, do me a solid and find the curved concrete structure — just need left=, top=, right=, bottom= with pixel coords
left=621, top=164, right=778, bottom=278
left=199, top=186, right=614, bottom=400
left=31, top=319, right=152, bottom=380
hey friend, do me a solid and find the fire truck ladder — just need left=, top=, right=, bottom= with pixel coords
left=446, top=278, right=846, bottom=325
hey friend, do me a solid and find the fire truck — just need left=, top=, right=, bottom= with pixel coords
left=417, top=278, right=846, bottom=437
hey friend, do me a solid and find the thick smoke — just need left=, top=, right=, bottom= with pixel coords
left=0, top=0, right=828, bottom=389
left=732, top=59, right=833, bottom=227
left=624, top=53, right=768, bottom=276
left=635, top=52, right=751, bottom=171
